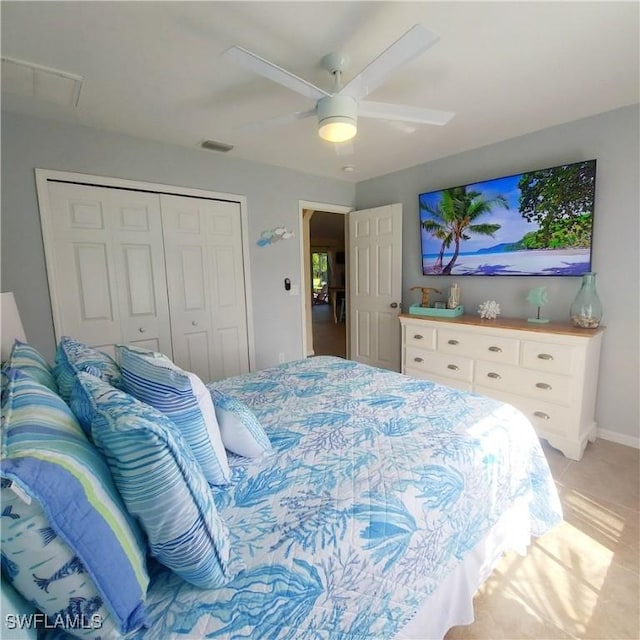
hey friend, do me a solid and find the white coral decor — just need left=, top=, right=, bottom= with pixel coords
left=478, top=300, right=501, bottom=320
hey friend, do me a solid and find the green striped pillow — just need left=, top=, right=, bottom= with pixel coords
left=5, top=340, right=58, bottom=392
left=0, top=369, right=149, bottom=635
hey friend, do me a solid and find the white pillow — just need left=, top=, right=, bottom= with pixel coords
left=209, top=388, right=272, bottom=459
left=116, top=345, right=231, bottom=485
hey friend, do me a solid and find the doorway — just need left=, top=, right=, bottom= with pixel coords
left=299, top=201, right=351, bottom=359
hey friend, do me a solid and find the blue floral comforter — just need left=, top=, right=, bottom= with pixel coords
left=136, top=356, right=562, bottom=639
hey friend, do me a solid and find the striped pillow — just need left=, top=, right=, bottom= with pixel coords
left=54, top=336, right=122, bottom=403
left=0, top=369, right=149, bottom=636
left=80, top=373, right=241, bottom=589
left=117, top=345, right=231, bottom=486
left=209, top=388, right=272, bottom=458
left=5, top=339, right=58, bottom=392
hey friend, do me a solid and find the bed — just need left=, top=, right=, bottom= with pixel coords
left=118, top=355, right=561, bottom=640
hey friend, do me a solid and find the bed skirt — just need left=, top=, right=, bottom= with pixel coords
left=395, top=498, right=531, bottom=640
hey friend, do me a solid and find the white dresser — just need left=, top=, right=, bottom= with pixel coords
left=400, top=314, right=603, bottom=460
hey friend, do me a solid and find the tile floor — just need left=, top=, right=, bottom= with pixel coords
left=445, top=438, right=640, bottom=639
left=312, top=302, right=346, bottom=358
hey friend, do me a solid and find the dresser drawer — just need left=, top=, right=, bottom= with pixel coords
left=404, top=323, right=437, bottom=349
left=438, top=329, right=519, bottom=364
left=406, top=346, right=473, bottom=383
left=521, top=340, right=573, bottom=375
left=475, top=361, right=571, bottom=406
left=475, top=386, right=575, bottom=438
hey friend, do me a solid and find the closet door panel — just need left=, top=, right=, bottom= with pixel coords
left=183, top=332, right=213, bottom=382
left=161, top=195, right=249, bottom=382
left=42, top=177, right=249, bottom=378
left=44, top=183, right=171, bottom=356
left=108, top=190, right=172, bottom=357
left=205, top=200, right=250, bottom=377
left=179, top=246, right=207, bottom=311
left=217, top=326, right=243, bottom=380
left=47, top=183, right=121, bottom=350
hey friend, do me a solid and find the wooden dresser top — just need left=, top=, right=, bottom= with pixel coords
left=399, top=313, right=604, bottom=338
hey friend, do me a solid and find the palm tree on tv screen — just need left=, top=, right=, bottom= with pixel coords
left=421, top=186, right=508, bottom=274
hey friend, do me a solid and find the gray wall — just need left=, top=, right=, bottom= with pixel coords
left=1, top=111, right=355, bottom=369
left=356, top=105, right=640, bottom=444
left=2, top=107, right=638, bottom=444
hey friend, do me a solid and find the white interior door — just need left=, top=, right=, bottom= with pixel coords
left=45, top=182, right=171, bottom=358
left=108, top=189, right=173, bottom=356
left=348, top=203, right=403, bottom=370
left=160, top=194, right=249, bottom=382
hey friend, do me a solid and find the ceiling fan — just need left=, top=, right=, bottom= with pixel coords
left=223, top=24, right=454, bottom=145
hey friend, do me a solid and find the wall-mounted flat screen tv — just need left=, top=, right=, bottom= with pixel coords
left=419, top=159, right=596, bottom=276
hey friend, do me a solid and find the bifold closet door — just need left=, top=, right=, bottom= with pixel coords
left=45, top=182, right=172, bottom=358
left=160, top=194, right=250, bottom=382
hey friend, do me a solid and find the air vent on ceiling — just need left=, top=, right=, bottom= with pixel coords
left=1, top=56, right=83, bottom=107
left=201, top=140, right=234, bottom=153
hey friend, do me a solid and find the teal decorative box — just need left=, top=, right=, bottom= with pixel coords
left=408, top=305, right=464, bottom=318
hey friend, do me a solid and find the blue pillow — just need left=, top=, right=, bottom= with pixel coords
left=1, top=483, right=124, bottom=639
left=117, top=345, right=231, bottom=486
left=5, top=339, right=58, bottom=392
left=209, top=389, right=272, bottom=458
left=0, top=369, right=149, bottom=636
left=80, top=373, right=242, bottom=589
left=54, top=336, right=122, bottom=403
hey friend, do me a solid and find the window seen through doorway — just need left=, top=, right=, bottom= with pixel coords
left=312, top=252, right=329, bottom=304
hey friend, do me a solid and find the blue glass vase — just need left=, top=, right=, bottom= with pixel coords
left=570, top=272, right=602, bottom=328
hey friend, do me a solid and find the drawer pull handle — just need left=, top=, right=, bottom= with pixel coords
left=413, top=334, right=423, bottom=340
left=413, top=357, right=424, bottom=363
left=536, top=382, right=552, bottom=390
left=487, top=372, right=501, bottom=379
left=447, top=339, right=459, bottom=346
left=138, top=327, right=146, bottom=333
left=534, top=411, right=550, bottom=420
left=488, top=346, right=502, bottom=353
left=447, top=364, right=459, bottom=371
left=537, top=353, right=554, bottom=361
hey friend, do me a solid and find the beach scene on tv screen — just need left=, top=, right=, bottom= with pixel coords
left=419, top=160, right=596, bottom=276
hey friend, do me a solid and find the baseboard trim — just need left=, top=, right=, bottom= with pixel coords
left=597, top=428, right=640, bottom=450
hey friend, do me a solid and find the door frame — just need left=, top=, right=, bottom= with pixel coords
left=298, top=200, right=352, bottom=359
left=35, top=168, right=256, bottom=371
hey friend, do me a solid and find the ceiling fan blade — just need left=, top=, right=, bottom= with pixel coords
left=236, top=109, right=316, bottom=134
left=223, top=45, right=331, bottom=101
left=339, top=24, right=440, bottom=101
left=359, top=101, right=454, bottom=126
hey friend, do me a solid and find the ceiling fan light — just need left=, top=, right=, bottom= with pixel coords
left=317, top=95, right=358, bottom=142
left=318, top=117, right=357, bottom=143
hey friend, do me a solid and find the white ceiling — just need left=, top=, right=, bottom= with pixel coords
left=1, top=1, right=638, bottom=182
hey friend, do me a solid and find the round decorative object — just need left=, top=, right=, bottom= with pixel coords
left=478, top=300, right=501, bottom=320
left=570, top=272, right=602, bottom=328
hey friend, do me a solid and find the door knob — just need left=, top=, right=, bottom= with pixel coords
left=390, top=302, right=398, bottom=309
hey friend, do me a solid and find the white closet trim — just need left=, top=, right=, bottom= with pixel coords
left=35, top=168, right=255, bottom=372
